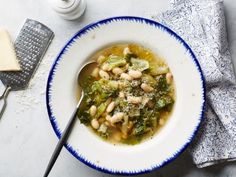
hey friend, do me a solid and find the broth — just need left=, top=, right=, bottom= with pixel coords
left=77, top=44, right=175, bottom=145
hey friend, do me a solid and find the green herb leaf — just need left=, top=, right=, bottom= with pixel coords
left=156, top=95, right=174, bottom=110
left=77, top=111, right=91, bottom=125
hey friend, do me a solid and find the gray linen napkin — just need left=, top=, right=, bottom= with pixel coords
left=152, top=0, right=236, bottom=168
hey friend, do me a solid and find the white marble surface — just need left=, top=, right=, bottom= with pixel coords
left=0, top=0, right=235, bottom=177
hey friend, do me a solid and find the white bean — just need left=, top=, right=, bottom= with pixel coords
left=89, top=105, right=97, bottom=117
left=127, top=96, right=142, bottom=104
left=101, top=63, right=111, bottom=71
left=105, top=114, right=112, bottom=121
left=166, top=72, right=173, bottom=84
left=91, top=119, right=99, bottom=129
left=105, top=115, right=116, bottom=127
left=97, top=55, right=106, bottom=63
left=91, top=67, right=99, bottom=78
left=106, top=101, right=115, bottom=113
left=128, top=70, right=142, bottom=79
left=141, top=83, right=154, bottom=92
left=111, top=112, right=124, bottom=124
left=99, top=70, right=109, bottom=79
left=123, top=47, right=131, bottom=55
left=120, top=73, right=132, bottom=81
left=112, top=67, right=123, bottom=75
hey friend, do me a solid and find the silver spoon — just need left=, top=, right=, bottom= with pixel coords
left=43, top=61, right=98, bottom=177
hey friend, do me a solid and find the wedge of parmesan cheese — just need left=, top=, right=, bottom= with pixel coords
left=0, top=29, right=21, bottom=71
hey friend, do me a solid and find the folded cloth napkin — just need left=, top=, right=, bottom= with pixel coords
left=151, top=0, right=236, bottom=168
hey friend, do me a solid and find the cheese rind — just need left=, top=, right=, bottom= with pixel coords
left=0, top=29, right=21, bottom=71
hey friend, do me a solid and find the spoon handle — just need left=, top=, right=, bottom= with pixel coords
left=43, top=94, right=84, bottom=177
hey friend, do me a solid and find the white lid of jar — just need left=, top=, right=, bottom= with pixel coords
left=50, top=0, right=81, bottom=14
left=58, top=0, right=86, bottom=20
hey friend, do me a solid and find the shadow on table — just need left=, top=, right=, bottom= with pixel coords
left=123, top=150, right=234, bottom=177
left=66, top=146, right=236, bottom=177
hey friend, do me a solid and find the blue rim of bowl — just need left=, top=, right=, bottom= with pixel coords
left=46, top=16, right=206, bottom=175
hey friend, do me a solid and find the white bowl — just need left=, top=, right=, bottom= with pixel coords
left=46, top=16, right=205, bottom=175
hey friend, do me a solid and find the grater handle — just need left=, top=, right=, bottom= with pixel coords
left=0, top=86, right=11, bottom=119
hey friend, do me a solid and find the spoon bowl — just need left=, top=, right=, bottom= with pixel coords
left=77, top=61, right=98, bottom=86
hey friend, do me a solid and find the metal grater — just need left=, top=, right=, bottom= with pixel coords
left=0, top=19, right=54, bottom=119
